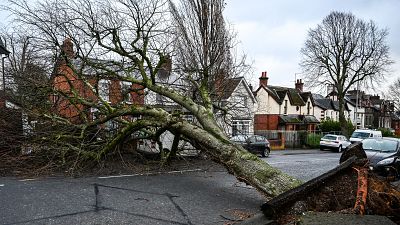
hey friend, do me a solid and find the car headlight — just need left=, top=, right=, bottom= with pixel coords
left=377, top=157, right=396, bottom=166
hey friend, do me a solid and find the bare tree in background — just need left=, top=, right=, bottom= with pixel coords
left=4, top=0, right=301, bottom=198
left=300, top=11, right=393, bottom=136
left=388, top=78, right=400, bottom=103
left=3, top=32, right=51, bottom=110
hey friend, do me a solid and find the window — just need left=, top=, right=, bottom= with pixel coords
left=98, top=79, right=110, bottom=102
left=241, top=96, right=248, bottom=108
left=121, top=81, right=131, bottom=103
left=307, top=102, right=311, bottom=115
left=232, top=120, right=250, bottom=136
left=284, top=100, right=288, bottom=115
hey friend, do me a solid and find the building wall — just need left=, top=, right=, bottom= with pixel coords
left=282, top=95, right=302, bottom=115
left=52, top=63, right=144, bottom=123
left=221, top=80, right=256, bottom=137
left=254, top=114, right=279, bottom=130
left=312, top=105, right=325, bottom=122
left=255, top=88, right=281, bottom=114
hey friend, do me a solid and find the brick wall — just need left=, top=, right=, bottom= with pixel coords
left=51, top=39, right=145, bottom=123
left=254, top=114, right=279, bottom=131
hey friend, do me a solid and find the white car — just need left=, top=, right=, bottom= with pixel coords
left=350, top=129, right=382, bottom=143
left=320, top=134, right=351, bottom=152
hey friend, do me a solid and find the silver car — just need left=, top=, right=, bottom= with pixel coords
left=320, top=134, right=351, bottom=152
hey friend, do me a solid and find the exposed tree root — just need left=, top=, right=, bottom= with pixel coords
left=353, top=167, right=368, bottom=215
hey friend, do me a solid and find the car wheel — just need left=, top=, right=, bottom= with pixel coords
left=261, top=148, right=270, bottom=158
left=337, top=145, right=343, bottom=153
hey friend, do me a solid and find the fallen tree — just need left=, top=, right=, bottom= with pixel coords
left=3, top=0, right=301, bottom=198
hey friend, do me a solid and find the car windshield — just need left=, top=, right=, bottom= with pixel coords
left=322, top=135, right=337, bottom=140
left=255, top=136, right=266, bottom=142
left=351, top=132, right=371, bottom=139
left=362, top=139, right=398, bottom=152
left=230, top=135, right=247, bottom=142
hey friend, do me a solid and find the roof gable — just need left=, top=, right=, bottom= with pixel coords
left=223, top=77, right=256, bottom=103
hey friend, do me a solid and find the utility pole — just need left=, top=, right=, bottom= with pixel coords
left=0, top=37, right=10, bottom=90
left=354, top=75, right=360, bottom=129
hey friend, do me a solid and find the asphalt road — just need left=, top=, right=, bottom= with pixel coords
left=264, top=149, right=341, bottom=181
left=0, top=149, right=341, bottom=225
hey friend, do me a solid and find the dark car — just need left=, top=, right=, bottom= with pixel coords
left=230, top=135, right=271, bottom=157
left=362, top=137, right=400, bottom=178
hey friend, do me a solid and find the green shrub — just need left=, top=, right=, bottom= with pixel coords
left=319, top=118, right=341, bottom=132
left=319, top=118, right=354, bottom=135
left=378, top=128, right=394, bottom=137
left=306, top=133, right=322, bottom=148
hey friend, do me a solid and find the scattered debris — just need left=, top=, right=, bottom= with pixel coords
left=259, top=142, right=400, bottom=224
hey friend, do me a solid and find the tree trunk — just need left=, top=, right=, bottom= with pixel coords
left=338, top=94, right=349, bottom=137
left=172, top=121, right=302, bottom=199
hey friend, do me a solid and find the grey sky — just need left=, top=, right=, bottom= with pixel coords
left=224, top=0, right=400, bottom=94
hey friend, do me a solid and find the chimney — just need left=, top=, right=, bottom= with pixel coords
left=61, top=38, right=75, bottom=59
left=259, top=71, right=269, bottom=87
left=295, top=79, right=304, bottom=92
left=159, top=55, right=172, bottom=80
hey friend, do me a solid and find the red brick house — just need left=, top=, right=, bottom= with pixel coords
left=253, top=71, right=319, bottom=132
left=51, top=38, right=144, bottom=123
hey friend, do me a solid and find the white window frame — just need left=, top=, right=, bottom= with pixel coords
left=232, top=119, right=251, bottom=136
left=98, top=79, right=111, bottom=102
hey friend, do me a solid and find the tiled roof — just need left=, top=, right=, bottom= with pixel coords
left=279, top=115, right=302, bottom=123
left=303, top=115, right=320, bottom=123
left=265, top=85, right=306, bottom=106
left=279, top=115, right=319, bottom=124
left=219, top=77, right=242, bottom=100
left=314, top=98, right=332, bottom=110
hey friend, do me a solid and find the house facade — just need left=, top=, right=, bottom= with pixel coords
left=253, top=72, right=318, bottom=132
left=215, top=77, right=257, bottom=137
left=51, top=38, right=144, bottom=124
left=346, top=90, right=396, bottom=130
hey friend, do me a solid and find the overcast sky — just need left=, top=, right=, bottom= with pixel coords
left=1, top=0, right=399, bottom=95
left=224, top=0, right=400, bottom=94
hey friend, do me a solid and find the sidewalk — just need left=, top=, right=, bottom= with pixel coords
left=270, top=148, right=324, bottom=155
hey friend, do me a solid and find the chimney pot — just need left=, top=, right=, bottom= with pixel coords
left=295, top=78, right=304, bottom=92
left=259, top=71, right=269, bottom=87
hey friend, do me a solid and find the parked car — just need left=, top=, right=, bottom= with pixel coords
left=363, top=137, right=400, bottom=178
left=350, top=129, right=382, bottom=143
left=230, top=134, right=271, bottom=157
left=319, top=134, right=351, bottom=152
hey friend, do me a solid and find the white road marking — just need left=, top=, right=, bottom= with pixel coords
left=98, top=168, right=203, bottom=179
left=0, top=184, right=4, bottom=187
left=19, top=178, right=37, bottom=182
